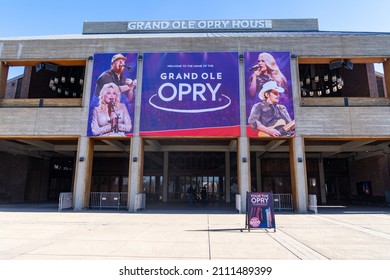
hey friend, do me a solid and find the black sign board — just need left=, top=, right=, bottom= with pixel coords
left=246, top=192, right=276, bottom=232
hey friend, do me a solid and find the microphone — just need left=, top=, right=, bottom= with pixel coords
left=120, top=64, right=132, bottom=69
left=249, top=65, right=260, bottom=71
left=109, top=101, right=118, bottom=133
left=110, top=101, right=115, bottom=109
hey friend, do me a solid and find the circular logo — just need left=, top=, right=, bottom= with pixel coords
left=249, top=217, right=261, bottom=228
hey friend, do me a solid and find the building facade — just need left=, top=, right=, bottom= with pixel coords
left=1, top=18, right=390, bottom=213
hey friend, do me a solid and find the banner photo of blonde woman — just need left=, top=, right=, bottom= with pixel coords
left=244, top=51, right=295, bottom=138
left=87, top=52, right=138, bottom=137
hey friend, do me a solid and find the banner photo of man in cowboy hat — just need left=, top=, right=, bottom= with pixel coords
left=244, top=52, right=295, bottom=138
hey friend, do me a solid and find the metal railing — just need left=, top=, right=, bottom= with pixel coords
left=89, top=192, right=128, bottom=210
left=60, top=192, right=292, bottom=212
left=273, top=193, right=293, bottom=211
left=58, top=192, right=73, bottom=211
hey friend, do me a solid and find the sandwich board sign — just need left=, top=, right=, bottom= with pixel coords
left=246, top=192, right=276, bottom=232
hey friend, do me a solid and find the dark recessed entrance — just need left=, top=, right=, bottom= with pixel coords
left=143, top=151, right=237, bottom=210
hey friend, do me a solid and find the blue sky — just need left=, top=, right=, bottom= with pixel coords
left=2, top=0, right=389, bottom=78
left=0, top=0, right=389, bottom=38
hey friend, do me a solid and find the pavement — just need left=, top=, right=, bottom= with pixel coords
left=0, top=203, right=390, bottom=260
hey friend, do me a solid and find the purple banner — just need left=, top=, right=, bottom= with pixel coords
left=247, top=192, right=276, bottom=229
left=87, top=53, right=138, bottom=136
left=244, top=52, right=295, bottom=138
left=140, top=52, right=240, bottom=136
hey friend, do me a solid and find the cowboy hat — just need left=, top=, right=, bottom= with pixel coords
left=259, top=80, right=284, bottom=100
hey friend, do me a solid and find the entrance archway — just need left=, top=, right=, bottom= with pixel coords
left=142, top=139, right=238, bottom=210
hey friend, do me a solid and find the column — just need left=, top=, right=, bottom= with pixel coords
left=82, top=56, right=94, bottom=108
left=73, top=136, right=93, bottom=211
left=290, top=136, right=308, bottom=213
left=73, top=56, right=95, bottom=211
left=383, top=59, right=390, bottom=97
left=128, top=135, right=142, bottom=212
left=237, top=53, right=250, bottom=213
left=289, top=54, right=308, bottom=213
left=238, top=136, right=250, bottom=213
left=128, top=54, right=143, bottom=212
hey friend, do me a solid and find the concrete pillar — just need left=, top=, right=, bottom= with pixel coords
left=288, top=54, right=308, bottom=212
left=383, top=59, right=390, bottom=97
left=128, top=136, right=142, bottom=212
left=72, top=56, right=96, bottom=211
left=128, top=54, right=143, bottom=212
left=73, top=136, right=93, bottom=211
left=238, top=136, right=250, bottom=213
left=291, top=136, right=308, bottom=213
left=237, top=52, right=250, bottom=213
left=83, top=57, right=94, bottom=108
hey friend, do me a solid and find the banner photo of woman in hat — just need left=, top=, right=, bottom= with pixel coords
left=244, top=51, right=295, bottom=138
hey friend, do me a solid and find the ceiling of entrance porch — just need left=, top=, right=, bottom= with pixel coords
left=0, top=138, right=389, bottom=160
left=250, top=138, right=390, bottom=159
left=0, top=139, right=78, bottom=159
left=303, top=139, right=390, bottom=160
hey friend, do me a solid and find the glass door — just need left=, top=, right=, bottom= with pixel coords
left=167, top=175, right=225, bottom=202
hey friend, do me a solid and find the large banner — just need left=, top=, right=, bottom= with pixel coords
left=246, top=192, right=276, bottom=231
left=87, top=53, right=138, bottom=136
left=244, top=52, right=295, bottom=138
left=140, top=52, right=240, bottom=136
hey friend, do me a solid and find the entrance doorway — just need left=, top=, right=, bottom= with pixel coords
left=143, top=150, right=237, bottom=209
left=168, top=175, right=224, bottom=203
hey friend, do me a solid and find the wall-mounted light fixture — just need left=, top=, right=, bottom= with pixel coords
left=133, top=157, right=138, bottom=162
left=342, top=59, right=353, bottom=70
left=329, top=59, right=343, bottom=70
left=35, top=62, right=58, bottom=72
left=329, top=59, right=353, bottom=70
left=242, top=157, right=247, bottom=163
left=79, top=157, right=84, bottom=162
left=88, top=56, right=94, bottom=61
left=297, top=157, right=303, bottom=162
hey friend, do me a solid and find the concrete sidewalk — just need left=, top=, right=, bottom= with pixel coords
left=0, top=205, right=390, bottom=260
